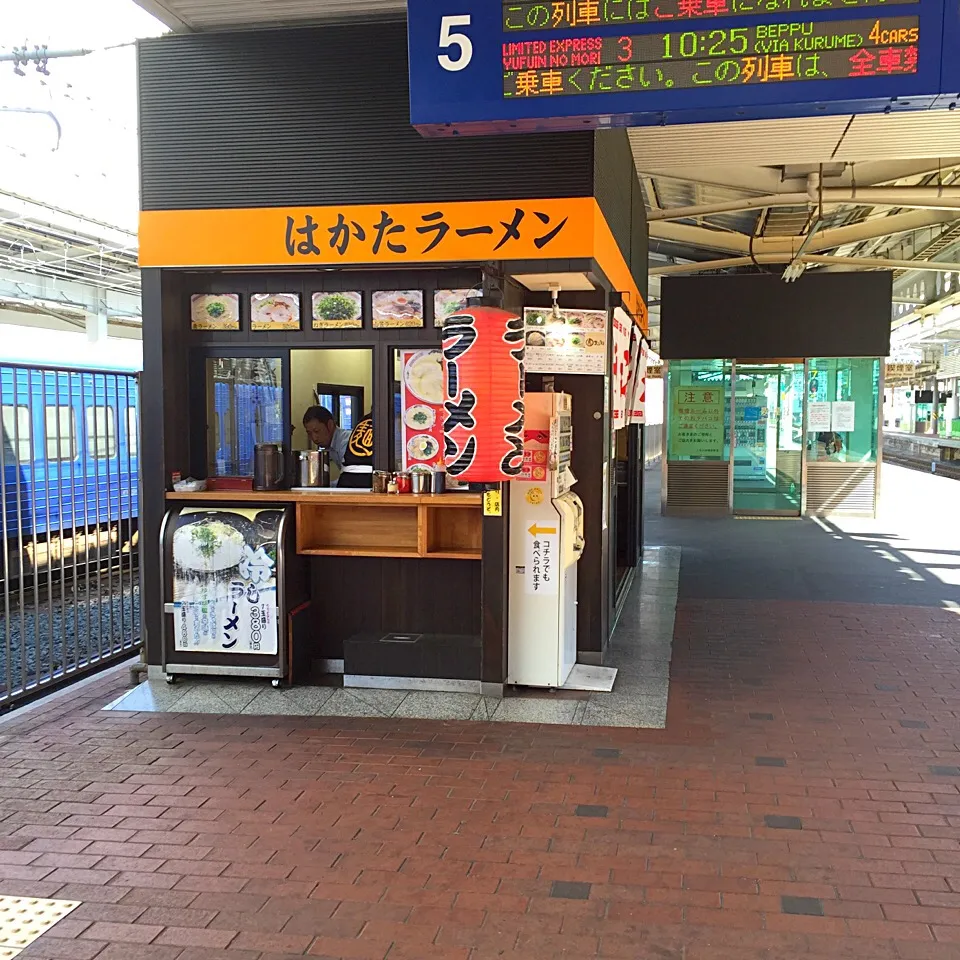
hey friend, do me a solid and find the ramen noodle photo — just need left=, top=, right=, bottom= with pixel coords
left=434, top=288, right=482, bottom=328
left=251, top=293, right=301, bottom=330
left=372, top=290, right=424, bottom=328
left=191, top=294, right=240, bottom=330
left=403, top=350, right=444, bottom=404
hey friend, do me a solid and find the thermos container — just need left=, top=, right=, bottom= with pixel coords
left=297, top=450, right=330, bottom=487
left=253, top=442, right=285, bottom=491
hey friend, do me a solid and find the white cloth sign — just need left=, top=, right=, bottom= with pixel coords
left=628, top=333, right=647, bottom=425
left=611, top=307, right=632, bottom=427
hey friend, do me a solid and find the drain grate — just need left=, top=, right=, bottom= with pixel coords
left=0, top=896, right=81, bottom=953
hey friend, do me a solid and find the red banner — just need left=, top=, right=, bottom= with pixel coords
left=442, top=306, right=525, bottom=482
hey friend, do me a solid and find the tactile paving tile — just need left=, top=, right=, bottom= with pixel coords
left=0, top=896, right=81, bottom=952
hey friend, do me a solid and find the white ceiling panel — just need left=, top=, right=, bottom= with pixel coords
left=630, top=111, right=960, bottom=169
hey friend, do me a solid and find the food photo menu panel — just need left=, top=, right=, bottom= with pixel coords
left=399, top=349, right=445, bottom=472
left=251, top=293, right=301, bottom=330
left=524, top=307, right=606, bottom=374
left=373, top=290, right=424, bottom=328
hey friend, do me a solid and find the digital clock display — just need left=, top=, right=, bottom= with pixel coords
left=502, top=16, right=919, bottom=97
left=502, top=0, right=919, bottom=31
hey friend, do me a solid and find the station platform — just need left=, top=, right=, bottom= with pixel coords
left=0, top=463, right=958, bottom=959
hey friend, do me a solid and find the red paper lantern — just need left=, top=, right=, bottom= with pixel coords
left=442, top=306, right=525, bottom=482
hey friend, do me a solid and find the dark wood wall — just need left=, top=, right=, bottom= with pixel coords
left=310, top=556, right=481, bottom=661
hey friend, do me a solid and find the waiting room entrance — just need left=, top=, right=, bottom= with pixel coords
left=732, top=362, right=804, bottom=516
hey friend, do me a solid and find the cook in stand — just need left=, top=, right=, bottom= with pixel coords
left=302, top=405, right=374, bottom=488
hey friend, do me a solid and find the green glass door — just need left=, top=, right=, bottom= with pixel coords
left=732, top=363, right=803, bottom=515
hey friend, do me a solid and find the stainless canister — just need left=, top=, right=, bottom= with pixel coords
left=299, top=450, right=330, bottom=487
left=410, top=471, right=430, bottom=494
left=253, top=442, right=285, bottom=491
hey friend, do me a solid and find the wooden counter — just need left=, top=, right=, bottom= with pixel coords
left=165, top=490, right=483, bottom=560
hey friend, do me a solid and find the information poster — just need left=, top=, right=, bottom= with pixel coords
left=808, top=401, right=833, bottom=431
left=399, top=349, right=445, bottom=471
left=670, top=385, right=724, bottom=457
left=527, top=527, right=558, bottom=596
left=832, top=400, right=856, bottom=432
left=172, top=508, right=281, bottom=655
left=524, top=307, right=606, bottom=374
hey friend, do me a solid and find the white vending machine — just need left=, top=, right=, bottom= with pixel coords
left=508, top=392, right=585, bottom=687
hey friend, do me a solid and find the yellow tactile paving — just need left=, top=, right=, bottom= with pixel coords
left=0, top=896, right=81, bottom=952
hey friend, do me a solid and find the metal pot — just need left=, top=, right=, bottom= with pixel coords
left=410, top=471, right=430, bottom=494
left=297, top=449, right=329, bottom=487
left=253, top=442, right=285, bottom=491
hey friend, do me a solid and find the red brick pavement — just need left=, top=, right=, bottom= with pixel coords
left=1, top=599, right=960, bottom=959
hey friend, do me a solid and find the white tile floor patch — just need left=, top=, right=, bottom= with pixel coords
left=105, top=546, right=679, bottom=728
left=0, top=896, right=80, bottom=954
left=563, top=664, right=618, bottom=692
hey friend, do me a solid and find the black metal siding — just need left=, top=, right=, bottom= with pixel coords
left=593, top=129, right=648, bottom=304
left=138, top=21, right=595, bottom=210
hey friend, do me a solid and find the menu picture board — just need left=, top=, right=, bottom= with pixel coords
left=434, top=288, right=482, bottom=328
left=399, top=349, right=445, bottom=471
left=373, top=290, right=424, bottom=328
left=171, top=507, right=281, bottom=655
left=523, top=308, right=606, bottom=375
left=251, top=293, right=301, bottom=331
left=670, top=385, right=725, bottom=458
left=312, top=291, right=362, bottom=329
left=191, top=294, right=239, bottom=331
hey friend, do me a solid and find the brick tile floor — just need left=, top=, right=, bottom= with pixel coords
left=2, top=593, right=960, bottom=958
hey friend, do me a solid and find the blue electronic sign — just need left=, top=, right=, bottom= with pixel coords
left=407, top=0, right=954, bottom=135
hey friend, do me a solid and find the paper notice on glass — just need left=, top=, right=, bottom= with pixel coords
left=832, top=401, right=856, bottom=432
left=808, top=401, right=832, bottom=431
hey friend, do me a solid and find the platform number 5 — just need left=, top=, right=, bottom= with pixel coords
left=438, top=15, right=473, bottom=71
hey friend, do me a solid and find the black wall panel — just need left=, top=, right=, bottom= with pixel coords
left=593, top=130, right=648, bottom=303
left=138, top=21, right=595, bottom=210
left=660, top=272, right=892, bottom=359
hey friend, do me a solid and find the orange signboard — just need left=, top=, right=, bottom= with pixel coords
left=139, top=197, right=646, bottom=330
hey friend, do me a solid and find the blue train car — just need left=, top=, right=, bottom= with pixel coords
left=1, top=345, right=140, bottom=568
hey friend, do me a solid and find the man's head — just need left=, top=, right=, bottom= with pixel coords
left=303, top=405, right=336, bottom=448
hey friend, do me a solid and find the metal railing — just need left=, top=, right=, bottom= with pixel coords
left=644, top=422, right=663, bottom=465
left=1, top=363, right=140, bottom=711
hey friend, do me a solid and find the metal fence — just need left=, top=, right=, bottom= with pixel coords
left=644, top=422, right=663, bottom=465
left=1, top=363, right=140, bottom=711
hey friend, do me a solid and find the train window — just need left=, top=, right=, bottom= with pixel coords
left=85, top=406, right=116, bottom=458
left=126, top=407, right=138, bottom=457
left=1, top=405, right=31, bottom=465
left=44, top=406, right=77, bottom=461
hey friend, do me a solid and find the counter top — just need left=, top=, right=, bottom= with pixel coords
left=166, top=490, right=482, bottom=506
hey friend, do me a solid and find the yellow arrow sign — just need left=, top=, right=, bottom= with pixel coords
left=528, top=523, right=557, bottom=537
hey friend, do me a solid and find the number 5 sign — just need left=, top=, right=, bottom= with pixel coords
left=437, top=14, right=473, bottom=71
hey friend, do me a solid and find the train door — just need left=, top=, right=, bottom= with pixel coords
left=2, top=367, right=36, bottom=546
